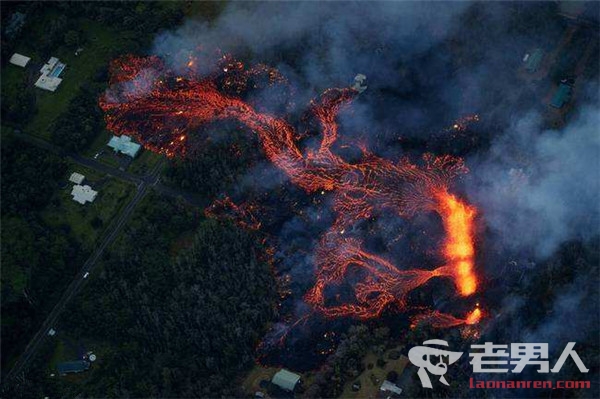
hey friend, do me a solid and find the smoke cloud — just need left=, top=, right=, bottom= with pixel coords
left=151, top=1, right=599, bottom=261
left=140, top=0, right=599, bottom=373
left=467, top=103, right=600, bottom=259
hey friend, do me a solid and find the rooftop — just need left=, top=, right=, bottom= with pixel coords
left=272, top=369, right=301, bottom=392
left=71, top=184, right=98, bottom=204
left=550, top=83, right=572, bottom=109
left=69, top=172, right=85, bottom=184
left=380, top=380, right=403, bottom=396
left=35, top=75, right=62, bottom=92
left=57, top=360, right=90, bottom=375
left=9, top=53, right=31, bottom=68
left=524, top=48, right=544, bottom=73
left=107, top=135, right=141, bottom=158
left=35, top=57, right=66, bottom=92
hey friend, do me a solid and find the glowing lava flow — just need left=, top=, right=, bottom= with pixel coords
left=411, top=306, right=483, bottom=329
left=437, top=191, right=477, bottom=297
left=99, top=55, right=481, bottom=327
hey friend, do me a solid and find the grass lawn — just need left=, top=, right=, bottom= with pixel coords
left=0, top=64, right=29, bottom=110
left=128, top=149, right=163, bottom=176
left=2, top=13, right=134, bottom=139
left=26, top=20, right=134, bottom=139
left=41, top=164, right=135, bottom=252
left=83, top=128, right=164, bottom=176
left=44, top=332, right=113, bottom=386
left=340, top=348, right=409, bottom=399
left=241, top=364, right=280, bottom=394
left=83, top=129, right=111, bottom=157
left=49, top=339, right=67, bottom=372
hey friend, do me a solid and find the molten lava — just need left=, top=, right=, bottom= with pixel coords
left=411, top=306, right=483, bottom=329
left=437, top=191, right=477, bottom=296
left=99, top=54, right=482, bottom=328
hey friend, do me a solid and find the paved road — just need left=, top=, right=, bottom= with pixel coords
left=3, top=182, right=150, bottom=385
left=1, top=134, right=196, bottom=386
left=13, top=131, right=206, bottom=206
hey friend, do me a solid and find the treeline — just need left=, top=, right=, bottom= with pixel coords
left=1, top=136, right=84, bottom=371
left=50, top=81, right=105, bottom=152
left=166, top=132, right=262, bottom=198
left=305, top=325, right=390, bottom=398
left=9, top=194, right=278, bottom=398
left=1, top=0, right=189, bottom=137
left=0, top=80, right=36, bottom=126
left=1, top=1, right=186, bottom=61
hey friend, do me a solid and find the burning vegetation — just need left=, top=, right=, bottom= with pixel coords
left=100, top=53, right=483, bottom=347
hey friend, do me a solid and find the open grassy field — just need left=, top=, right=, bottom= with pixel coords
left=41, top=164, right=135, bottom=252
left=1, top=11, right=133, bottom=139
left=84, top=128, right=164, bottom=175
left=241, top=364, right=281, bottom=394
left=0, top=63, right=28, bottom=106
left=339, top=348, right=409, bottom=399
left=128, top=150, right=163, bottom=175
left=44, top=333, right=113, bottom=386
left=27, top=20, right=133, bottom=139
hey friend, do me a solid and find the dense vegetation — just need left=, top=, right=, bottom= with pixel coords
left=0, top=0, right=189, bottom=136
left=165, top=134, right=260, bottom=198
left=5, top=194, right=278, bottom=398
left=1, top=136, right=85, bottom=370
left=1, top=1, right=185, bottom=62
left=2, top=2, right=598, bottom=398
left=0, top=0, right=200, bottom=374
left=50, top=81, right=105, bottom=151
left=305, top=325, right=391, bottom=398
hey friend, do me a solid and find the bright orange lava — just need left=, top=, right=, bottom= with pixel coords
left=99, top=54, right=483, bottom=328
left=437, top=191, right=477, bottom=296
left=465, top=307, right=482, bottom=325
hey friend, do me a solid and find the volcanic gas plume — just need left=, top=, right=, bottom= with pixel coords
left=100, top=54, right=482, bottom=330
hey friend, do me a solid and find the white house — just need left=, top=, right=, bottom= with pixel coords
left=35, top=57, right=66, bottom=92
left=9, top=53, right=31, bottom=67
left=69, top=172, right=85, bottom=184
left=71, top=185, right=97, bottom=205
left=107, top=135, right=141, bottom=158
left=271, top=369, right=301, bottom=392
left=380, top=380, right=403, bottom=398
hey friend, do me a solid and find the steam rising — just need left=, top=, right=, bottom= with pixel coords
left=150, top=1, right=599, bottom=261
left=468, top=105, right=599, bottom=258
left=132, top=0, right=599, bottom=372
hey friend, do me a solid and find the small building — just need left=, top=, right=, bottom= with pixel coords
left=69, top=172, right=85, bottom=184
left=524, top=48, right=544, bottom=73
left=107, top=135, right=141, bottom=158
left=71, top=185, right=97, bottom=205
left=271, top=369, right=301, bottom=392
left=35, top=57, right=66, bottom=92
left=352, top=74, right=368, bottom=93
left=550, top=83, right=572, bottom=108
left=9, top=53, right=31, bottom=68
left=379, top=380, right=403, bottom=398
left=57, top=360, right=90, bottom=376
